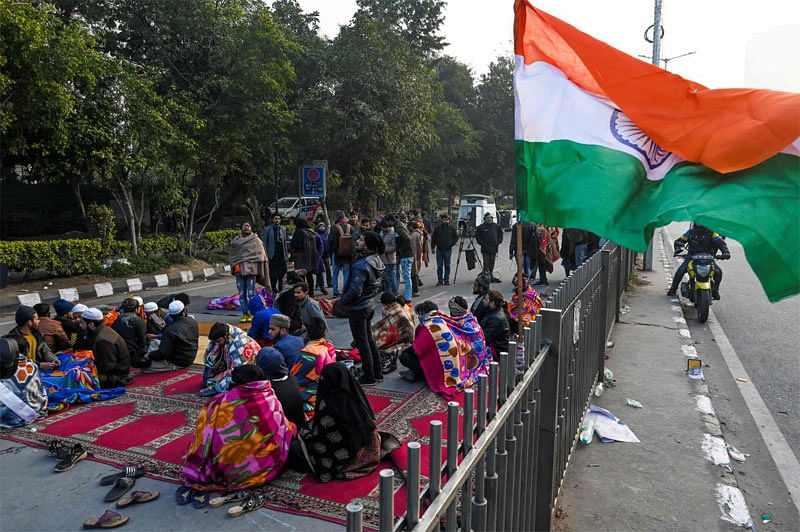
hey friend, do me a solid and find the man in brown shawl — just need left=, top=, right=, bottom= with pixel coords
left=229, top=222, right=270, bottom=323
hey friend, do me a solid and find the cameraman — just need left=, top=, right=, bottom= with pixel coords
left=476, top=213, right=503, bottom=282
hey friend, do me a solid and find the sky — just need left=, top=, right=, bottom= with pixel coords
left=296, top=0, right=800, bottom=91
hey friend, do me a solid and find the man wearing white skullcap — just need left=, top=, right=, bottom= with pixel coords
left=142, top=298, right=199, bottom=373
left=82, top=308, right=132, bottom=388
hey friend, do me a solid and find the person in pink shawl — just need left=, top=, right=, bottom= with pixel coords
left=399, top=301, right=491, bottom=399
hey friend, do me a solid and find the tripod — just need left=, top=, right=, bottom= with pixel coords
left=453, top=230, right=482, bottom=283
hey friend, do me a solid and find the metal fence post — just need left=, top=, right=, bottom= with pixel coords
left=429, top=420, right=443, bottom=500
left=599, top=248, right=610, bottom=376
left=461, top=389, right=474, bottom=532
left=535, top=307, right=562, bottom=531
left=406, top=442, right=421, bottom=528
left=346, top=501, right=363, bottom=532
left=379, top=469, right=394, bottom=532
left=446, top=401, right=459, bottom=531
left=472, top=375, right=488, bottom=531
left=485, top=362, right=500, bottom=530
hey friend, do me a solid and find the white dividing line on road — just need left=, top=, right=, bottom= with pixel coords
left=707, top=306, right=800, bottom=515
left=715, top=484, right=755, bottom=529
left=662, top=225, right=800, bottom=516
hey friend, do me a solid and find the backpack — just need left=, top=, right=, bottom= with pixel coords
left=336, top=224, right=352, bottom=258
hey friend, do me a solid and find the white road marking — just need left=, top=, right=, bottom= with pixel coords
left=715, top=484, right=755, bottom=529
left=702, top=433, right=732, bottom=471
left=678, top=328, right=691, bottom=339
left=695, top=395, right=715, bottom=416
left=681, top=344, right=698, bottom=357
left=707, top=306, right=800, bottom=515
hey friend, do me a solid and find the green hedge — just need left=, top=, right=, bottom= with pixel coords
left=0, top=230, right=239, bottom=276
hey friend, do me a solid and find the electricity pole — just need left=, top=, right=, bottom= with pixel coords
left=642, top=0, right=663, bottom=272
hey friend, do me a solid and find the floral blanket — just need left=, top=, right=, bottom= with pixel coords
left=414, top=311, right=491, bottom=398
left=508, top=286, right=543, bottom=328
left=207, top=287, right=274, bottom=310
left=41, top=351, right=126, bottom=412
left=291, top=340, right=337, bottom=420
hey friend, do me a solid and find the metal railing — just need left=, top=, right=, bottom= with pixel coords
left=346, top=242, right=634, bottom=531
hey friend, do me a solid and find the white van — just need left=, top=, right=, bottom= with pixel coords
left=457, top=194, right=498, bottom=229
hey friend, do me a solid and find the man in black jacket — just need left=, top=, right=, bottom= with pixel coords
left=391, top=215, right=415, bottom=301
left=431, top=214, right=460, bottom=286
left=479, top=290, right=510, bottom=358
left=112, top=298, right=147, bottom=360
left=470, top=272, right=491, bottom=322
left=475, top=213, right=503, bottom=282
left=143, top=300, right=199, bottom=372
left=82, top=308, right=131, bottom=388
left=341, top=232, right=385, bottom=385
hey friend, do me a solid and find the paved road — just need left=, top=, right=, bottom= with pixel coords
left=664, top=222, right=800, bottom=457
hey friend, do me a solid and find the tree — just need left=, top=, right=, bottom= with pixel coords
left=356, top=0, right=446, bottom=56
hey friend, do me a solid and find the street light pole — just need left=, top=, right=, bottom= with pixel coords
left=642, top=0, right=663, bottom=272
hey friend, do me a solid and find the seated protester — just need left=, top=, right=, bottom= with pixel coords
left=300, top=363, right=381, bottom=483
left=273, top=289, right=304, bottom=335
left=70, top=304, right=93, bottom=349
left=291, top=317, right=336, bottom=419
left=202, top=323, right=261, bottom=396
left=143, top=302, right=168, bottom=336
left=479, top=290, right=511, bottom=358
left=112, top=298, right=147, bottom=360
left=142, top=301, right=199, bottom=373
left=247, top=295, right=279, bottom=346
left=294, top=282, right=326, bottom=332
left=33, top=303, right=70, bottom=352
left=3, top=306, right=59, bottom=370
left=52, top=299, right=81, bottom=349
left=82, top=308, right=132, bottom=388
left=399, top=301, right=491, bottom=398
left=508, top=283, right=543, bottom=332
left=156, top=293, right=190, bottom=313
left=0, top=337, right=48, bottom=428
left=372, top=292, right=415, bottom=375
left=448, top=296, right=469, bottom=317
left=256, top=314, right=304, bottom=370
left=470, top=272, right=492, bottom=322
left=256, top=347, right=306, bottom=427
left=181, top=364, right=295, bottom=496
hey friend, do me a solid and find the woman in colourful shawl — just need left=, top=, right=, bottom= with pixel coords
left=508, top=283, right=544, bottom=330
left=0, top=337, right=48, bottom=428
left=181, top=365, right=295, bottom=497
left=399, top=301, right=491, bottom=398
left=201, top=323, right=260, bottom=396
left=371, top=292, right=415, bottom=374
left=300, top=363, right=381, bottom=483
left=290, top=317, right=336, bottom=419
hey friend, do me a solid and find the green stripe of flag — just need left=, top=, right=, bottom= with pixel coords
left=515, top=139, right=800, bottom=302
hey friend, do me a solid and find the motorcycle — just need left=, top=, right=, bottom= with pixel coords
left=675, top=252, right=725, bottom=323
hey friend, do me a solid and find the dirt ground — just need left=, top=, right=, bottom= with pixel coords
left=0, top=259, right=221, bottom=297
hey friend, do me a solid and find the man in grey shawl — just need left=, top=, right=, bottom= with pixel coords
left=229, top=221, right=270, bottom=323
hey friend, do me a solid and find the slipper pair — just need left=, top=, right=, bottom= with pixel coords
left=100, top=466, right=146, bottom=486
left=228, top=490, right=267, bottom=517
left=175, top=486, right=209, bottom=509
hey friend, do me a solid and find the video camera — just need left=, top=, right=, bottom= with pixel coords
left=458, top=206, right=478, bottom=238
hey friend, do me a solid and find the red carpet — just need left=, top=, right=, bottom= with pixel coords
left=0, top=367, right=455, bottom=529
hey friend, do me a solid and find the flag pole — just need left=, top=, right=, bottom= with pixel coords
left=515, top=219, right=525, bottom=349
left=642, top=0, right=663, bottom=272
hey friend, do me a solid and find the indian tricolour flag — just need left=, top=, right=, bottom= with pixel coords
left=514, top=0, right=800, bottom=302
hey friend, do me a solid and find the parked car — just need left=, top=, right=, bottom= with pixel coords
left=272, top=197, right=322, bottom=222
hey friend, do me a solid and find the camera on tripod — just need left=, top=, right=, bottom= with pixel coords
left=458, top=206, right=478, bottom=238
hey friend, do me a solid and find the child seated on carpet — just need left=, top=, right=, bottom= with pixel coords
left=398, top=300, right=491, bottom=399
left=298, top=363, right=382, bottom=483
left=201, top=323, right=260, bottom=396
left=181, top=364, right=295, bottom=502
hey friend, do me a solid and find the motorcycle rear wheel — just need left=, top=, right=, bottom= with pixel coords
left=697, top=290, right=710, bottom=323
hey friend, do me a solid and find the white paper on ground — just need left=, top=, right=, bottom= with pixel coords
left=586, top=405, right=640, bottom=443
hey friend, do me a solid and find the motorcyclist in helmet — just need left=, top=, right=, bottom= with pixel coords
left=667, top=224, right=730, bottom=300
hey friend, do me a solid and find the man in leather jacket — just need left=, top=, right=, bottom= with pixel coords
left=341, top=232, right=386, bottom=385
left=479, top=290, right=510, bottom=357
left=667, top=224, right=730, bottom=300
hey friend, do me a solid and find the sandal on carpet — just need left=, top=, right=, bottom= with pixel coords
left=227, top=490, right=267, bottom=517
left=100, top=466, right=146, bottom=486
left=175, top=486, right=193, bottom=506
left=104, top=477, right=135, bottom=502
left=209, top=490, right=248, bottom=508
left=83, top=510, right=129, bottom=529
left=116, top=490, right=159, bottom=508
left=191, top=490, right=209, bottom=509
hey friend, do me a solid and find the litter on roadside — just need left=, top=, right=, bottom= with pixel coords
left=762, top=514, right=771, bottom=523
left=606, top=341, right=614, bottom=348
left=579, top=416, right=596, bottom=444
left=736, top=377, right=749, bottom=383
left=594, top=382, right=604, bottom=397
left=584, top=405, right=640, bottom=443
left=620, top=305, right=631, bottom=314
left=727, top=444, right=749, bottom=462
left=687, top=358, right=704, bottom=380
left=626, top=398, right=643, bottom=409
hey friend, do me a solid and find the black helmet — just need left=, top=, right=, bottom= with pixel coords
left=0, top=338, right=20, bottom=380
